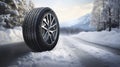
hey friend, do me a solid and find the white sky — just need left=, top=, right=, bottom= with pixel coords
left=32, top=0, right=94, bottom=22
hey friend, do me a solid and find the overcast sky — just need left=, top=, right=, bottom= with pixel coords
left=32, top=0, right=94, bottom=22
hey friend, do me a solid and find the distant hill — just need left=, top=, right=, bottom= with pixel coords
left=60, top=14, right=96, bottom=34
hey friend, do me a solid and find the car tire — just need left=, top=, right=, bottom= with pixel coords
left=22, top=7, right=59, bottom=52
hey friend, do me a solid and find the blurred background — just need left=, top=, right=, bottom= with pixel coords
left=0, top=0, right=120, bottom=67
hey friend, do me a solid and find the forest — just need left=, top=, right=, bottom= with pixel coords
left=0, top=0, right=34, bottom=28
left=91, top=0, right=120, bottom=31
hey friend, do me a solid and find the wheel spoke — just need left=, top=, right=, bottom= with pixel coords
left=49, top=33, right=53, bottom=43
left=41, top=25, right=48, bottom=31
left=49, top=29, right=57, bottom=33
left=49, top=14, right=52, bottom=24
left=43, top=32, right=47, bottom=39
left=50, top=17, right=55, bottom=26
left=43, top=18, right=49, bottom=26
left=49, top=29, right=57, bottom=41
left=50, top=23, right=57, bottom=29
left=51, top=32, right=55, bottom=41
left=46, top=14, right=50, bottom=26
left=43, top=32, right=49, bottom=41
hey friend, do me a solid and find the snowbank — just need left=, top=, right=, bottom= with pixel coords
left=74, top=30, right=120, bottom=49
left=0, top=27, right=23, bottom=44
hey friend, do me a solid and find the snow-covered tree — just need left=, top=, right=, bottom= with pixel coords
left=91, top=0, right=120, bottom=31
left=0, top=0, right=34, bottom=28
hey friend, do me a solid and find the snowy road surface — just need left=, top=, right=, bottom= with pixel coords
left=0, top=35, right=120, bottom=67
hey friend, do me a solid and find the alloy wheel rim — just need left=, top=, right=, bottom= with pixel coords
left=41, top=13, right=58, bottom=45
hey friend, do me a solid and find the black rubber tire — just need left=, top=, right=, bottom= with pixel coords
left=22, top=7, right=59, bottom=52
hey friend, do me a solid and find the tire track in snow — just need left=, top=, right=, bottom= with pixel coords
left=74, top=37, right=120, bottom=55
left=62, top=36, right=108, bottom=67
left=67, top=36, right=120, bottom=67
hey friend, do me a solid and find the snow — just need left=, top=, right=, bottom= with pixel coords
left=0, top=14, right=10, bottom=26
left=59, top=13, right=120, bottom=49
left=9, top=37, right=82, bottom=67
left=0, top=27, right=23, bottom=44
left=73, top=29, right=120, bottom=49
left=0, top=25, right=120, bottom=67
left=0, top=27, right=81, bottom=67
left=5, top=34, right=120, bottom=67
left=91, top=0, right=120, bottom=30
left=0, top=11, right=120, bottom=67
left=67, top=37, right=120, bottom=67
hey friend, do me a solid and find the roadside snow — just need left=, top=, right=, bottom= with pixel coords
left=74, top=30, right=120, bottom=49
left=0, top=27, right=23, bottom=44
left=67, top=37, right=120, bottom=67
left=9, top=37, right=81, bottom=67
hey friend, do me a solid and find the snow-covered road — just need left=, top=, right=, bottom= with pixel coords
left=0, top=35, right=120, bottom=67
